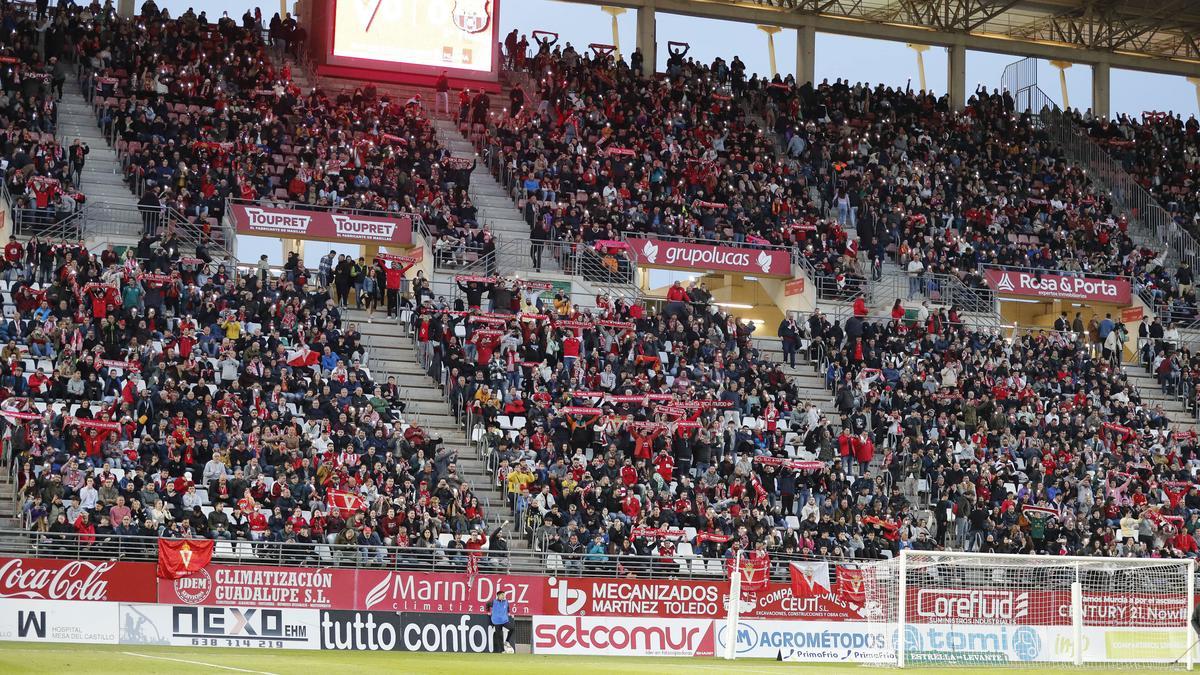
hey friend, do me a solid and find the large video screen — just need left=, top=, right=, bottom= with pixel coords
left=330, top=0, right=498, bottom=76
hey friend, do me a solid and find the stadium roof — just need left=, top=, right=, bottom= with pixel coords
left=568, top=0, right=1200, bottom=77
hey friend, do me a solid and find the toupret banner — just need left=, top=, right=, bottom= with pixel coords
left=0, top=599, right=119, bottom=644
left=319, top=611, right=493, bottom=652
left=984, top=269, right=1130, bottom=304
left=118, top=604, right=321, bottom=650
left=532, top=616, right=715, bottom=657
left=230, top=204, right=415, bottom=246
left=625, top=237, right=792, bottom=277
left=544, top=575, right=861, bottom=621
left=0, top=557, right=156, bottom=603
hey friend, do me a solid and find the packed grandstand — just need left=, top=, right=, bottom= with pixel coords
left=3, top=0, right=1200, bottom=657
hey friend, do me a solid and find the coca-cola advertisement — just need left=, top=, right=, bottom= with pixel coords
left=0, top=557, right=155, bottom=603
left=984, top=269, right=1131, bottom=304
left=625, top=237, right=792, bottom=277
left=230, top=204, right=415, bottom=247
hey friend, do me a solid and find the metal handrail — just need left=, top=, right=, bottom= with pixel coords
left=0, top=527, right=877, bottom=578
left=224, top=196, right=425, bottom=225
left=1042, top=108, right=1197, bottom=274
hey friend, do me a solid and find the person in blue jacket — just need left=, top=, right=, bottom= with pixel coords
left=487, top=589, right=513, bottom=653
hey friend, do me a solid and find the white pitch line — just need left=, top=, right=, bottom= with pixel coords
left=120, top=651, right=282, bottom=675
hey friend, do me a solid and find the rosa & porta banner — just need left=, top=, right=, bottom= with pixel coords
left=231, top=204, right=415, bottom=247
left=984, top=269, right=1131, bottom=304
left=625, top=237, right=792, bottom=277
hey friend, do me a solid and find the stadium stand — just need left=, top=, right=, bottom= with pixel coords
left=2, top=2, right=1200, bottom=584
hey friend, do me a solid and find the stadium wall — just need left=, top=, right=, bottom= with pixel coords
left=0, top=556, right=1192, bottom=662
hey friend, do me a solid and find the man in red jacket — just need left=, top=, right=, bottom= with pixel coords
left=853, top=431, right=875, bottom=474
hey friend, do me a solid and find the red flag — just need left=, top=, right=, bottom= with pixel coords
left=835, top=564, right=865, bottom=605
left=287, top=346, right=319, bottom=368
left=789, top=561, right=831, bottom=597
left=157, top=539, right=214, bottom=579
left=327, top=489, right=367, bottom=513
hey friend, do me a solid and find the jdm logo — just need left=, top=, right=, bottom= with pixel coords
left=547, top=577, right=587, bottom=615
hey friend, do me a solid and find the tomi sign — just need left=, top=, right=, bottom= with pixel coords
left=984, top=270, right=1130, bottom=304
left=231, top=204, right=415, bottom=247
left=625, top=237, right=792, bottom=277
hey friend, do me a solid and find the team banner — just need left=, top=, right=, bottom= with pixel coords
left=157, top=539, right=214, bottom=580
left=625, top=237, right=792, bottom=277
left=230, top=204, right=415, bottom=247
left=984, top=269, right=1131, bottom=304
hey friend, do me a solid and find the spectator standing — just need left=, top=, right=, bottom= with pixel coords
left=487, top=589, right=514, bottom=653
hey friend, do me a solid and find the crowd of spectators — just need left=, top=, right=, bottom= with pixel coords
left=6, top=4, right=1200, bottom=578
left=0, top=3, right=86, bottom=227
left=411, top=261, right=1200, bottom=566
left=1081, top=111, right=1200, bottom=325
left=54, top=2, right=482, bottom=256
left=484, top=42, right=1188, bottom=314
left=6, top=234, right=520, bottom=569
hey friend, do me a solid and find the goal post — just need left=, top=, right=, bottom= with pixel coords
left=860, top=550, right=1196, bottom=669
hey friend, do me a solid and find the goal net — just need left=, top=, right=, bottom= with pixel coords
left=860, top=551, right=1195, bottom=668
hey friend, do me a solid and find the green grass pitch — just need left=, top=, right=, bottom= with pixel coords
left=0, top=642, right=1178, bottom=674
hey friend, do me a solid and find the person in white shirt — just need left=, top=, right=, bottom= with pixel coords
left=78, top=477, right=98, bottom=510
left=907, top=256, right=925, bottom=299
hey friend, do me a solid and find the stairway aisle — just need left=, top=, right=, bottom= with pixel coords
left=347, top=310, right=528, bottom=551
left=430, top=118, right=558, bottom=277
left=56, top=86, right=140, bottom=215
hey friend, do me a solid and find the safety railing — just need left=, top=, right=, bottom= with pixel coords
left=1040, top=108, right=1197, bottom=274
left=0, top=528, right=881, bottom=580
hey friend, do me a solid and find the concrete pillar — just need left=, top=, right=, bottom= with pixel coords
left=117, top=0, right=135, bottom=18
left=1092, top=61, right=1111, bottom=120
left=796, top=25, right=815, bottom=86
left=285, top=238, right=305, bottom=261
left=1050, top=60, right=1073, bottom=110
left=601, top=7, right=627, bottom=61
left=636, top=2, right=656, bottom=77
left=907, top=44, right=930, bottom=92
left=947, top=44, right=966, bottom=111
left=757, top=25, right=782, bottom=78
